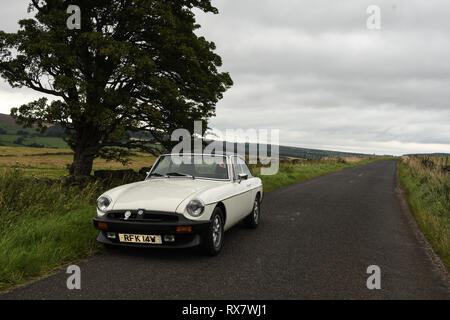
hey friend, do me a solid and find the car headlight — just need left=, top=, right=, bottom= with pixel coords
left=97, top=195, right=112, bottom=215
left=186, top=199, right=205, bottom=217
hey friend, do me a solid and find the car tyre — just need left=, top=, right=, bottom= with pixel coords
left=201, top=207, right=224, bottom=256
left=244, top=195, right=260, bottom=229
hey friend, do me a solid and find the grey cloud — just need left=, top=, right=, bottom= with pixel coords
left=0, top=1, right=31, bottom=32
left=196, top=0, right=450, bottom=154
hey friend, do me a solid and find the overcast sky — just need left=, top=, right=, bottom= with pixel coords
left=1, top=1, right=449, bottom=155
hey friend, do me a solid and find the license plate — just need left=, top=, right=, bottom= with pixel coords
left=118, top=233, right=162, bottom=244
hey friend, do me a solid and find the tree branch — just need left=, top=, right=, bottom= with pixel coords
left=26, top=79, right=68, bottom=99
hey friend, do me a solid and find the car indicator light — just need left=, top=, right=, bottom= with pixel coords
left=176, top=226, right=192, bottom=233
left=98, top=222, right=108, bottom=230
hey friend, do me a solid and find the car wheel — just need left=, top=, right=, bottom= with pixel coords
left=244, top=195, right=260, bottom=229
left=201, top=206, right=224, bottom=256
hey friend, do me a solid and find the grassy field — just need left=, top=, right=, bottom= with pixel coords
left=0, top=123, right=69, bottom=149
left=398, top=156, right=450, bottom=268
left=0, top=146, right=387, bottom=292
left=0, top=146, right=157, bottom=178
left=0, top=135, right=68, bottom=148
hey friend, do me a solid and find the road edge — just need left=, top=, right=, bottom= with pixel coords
left=394, top=161, right=450, bottom=291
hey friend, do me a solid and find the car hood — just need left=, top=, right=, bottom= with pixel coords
left=108, top=178, right=223, bottom=212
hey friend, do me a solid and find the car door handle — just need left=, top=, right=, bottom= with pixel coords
left=246, top=184, right=251, bottom=187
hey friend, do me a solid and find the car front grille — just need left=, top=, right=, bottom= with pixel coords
left=107, top=210, right=179, bottom=222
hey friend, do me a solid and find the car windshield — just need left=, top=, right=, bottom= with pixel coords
left=148, top=155, right=229, bottom=180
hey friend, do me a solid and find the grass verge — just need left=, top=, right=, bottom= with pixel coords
left=0, top=170, right=102, bottom=292
left=398, top=157, right=450, bottom=269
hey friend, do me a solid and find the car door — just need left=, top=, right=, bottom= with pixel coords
left=233, top=156, right=254, bottom=219
left=237, top=157, right=260, bottom=203
left=223, top=156, right=247, bottom=227
left=221, top=156, right=249, bottom=227
left=236, top=157, right=259, bottom=213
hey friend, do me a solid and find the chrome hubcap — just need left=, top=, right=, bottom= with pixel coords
left=253, top=199, right=259, bottom=222
left=212, top=216, right=222, bottom=248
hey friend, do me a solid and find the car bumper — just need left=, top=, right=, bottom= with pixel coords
left=93, top=214, right=210, bottom=249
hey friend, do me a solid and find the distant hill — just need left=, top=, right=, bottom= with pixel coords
left=0, top=113, right=22, bottom=128
left=0, top=113, right=68, bottom=148
left=403, top=153, right=450, bottom=157
left=278, top=144, right=374, bottom=159
left=212, top=141, right=379, bottom=159
left=0, top=112, right=386, bottom=158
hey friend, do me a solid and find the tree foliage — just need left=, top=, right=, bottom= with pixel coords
left=0, top=0, right=232, bottom=175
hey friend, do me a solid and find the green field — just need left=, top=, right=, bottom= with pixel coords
left=0, top=134, right=68, bottom=148
left=0, top=124, right=68, bottom=149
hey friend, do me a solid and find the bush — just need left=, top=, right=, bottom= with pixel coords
left=13, top=137, right=25, bottom=145
left=28, top=142, right=45, bottom=148
left=93, top=169, right=142, bottom=183
left=16, top=130, right=29, bottom=136
left=0, top=170, right=100, bottom=225
left=45, top=125, right=65, bottom=138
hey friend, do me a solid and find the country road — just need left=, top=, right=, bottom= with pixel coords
left=2, top=160, right=449, bottom=299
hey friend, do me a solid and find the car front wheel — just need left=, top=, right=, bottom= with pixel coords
left=201, top=207, right=224, bottom=256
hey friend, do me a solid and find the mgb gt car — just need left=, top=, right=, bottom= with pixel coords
left=93, top=153, right=263, bottom=255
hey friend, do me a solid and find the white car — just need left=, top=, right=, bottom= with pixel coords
left=93, top=153, right=263, bottom=255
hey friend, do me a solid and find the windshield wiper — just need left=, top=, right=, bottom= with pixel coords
left=149, top=173, right=165, bottom=177
left=166, top=172, right=195, bottom=179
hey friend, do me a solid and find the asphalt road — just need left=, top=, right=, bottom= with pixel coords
left=2, top=160, right=449, bottom=299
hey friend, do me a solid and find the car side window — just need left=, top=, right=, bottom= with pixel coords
left=232, top=157, right=243, bottom=180
left=238, top=158, right=253, bottom=177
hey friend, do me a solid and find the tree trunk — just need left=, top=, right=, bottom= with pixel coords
left=68, top=119, right=102, bottom=176
left=70, top=147, right=96, bottom=176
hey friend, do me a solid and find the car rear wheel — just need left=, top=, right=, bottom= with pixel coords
left=201, top=207, right=224, bottom=256
left=244, top=195, right=260, bottom=229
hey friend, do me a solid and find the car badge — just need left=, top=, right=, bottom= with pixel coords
left=138, top=210, right=144, bottom=216
left=124, top=211, right=131, bottom=220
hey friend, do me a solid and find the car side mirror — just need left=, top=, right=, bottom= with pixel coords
left=238, top=173, right=248, bottom=183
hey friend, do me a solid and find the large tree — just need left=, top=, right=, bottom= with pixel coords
left=0, top=0, right=232, bottom=175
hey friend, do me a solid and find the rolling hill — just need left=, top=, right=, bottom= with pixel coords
left=403, top=153, right=450, bottom=157
left=0, top=114, right=68, bottom=148
left=0, top=113, right=384, bottom=158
